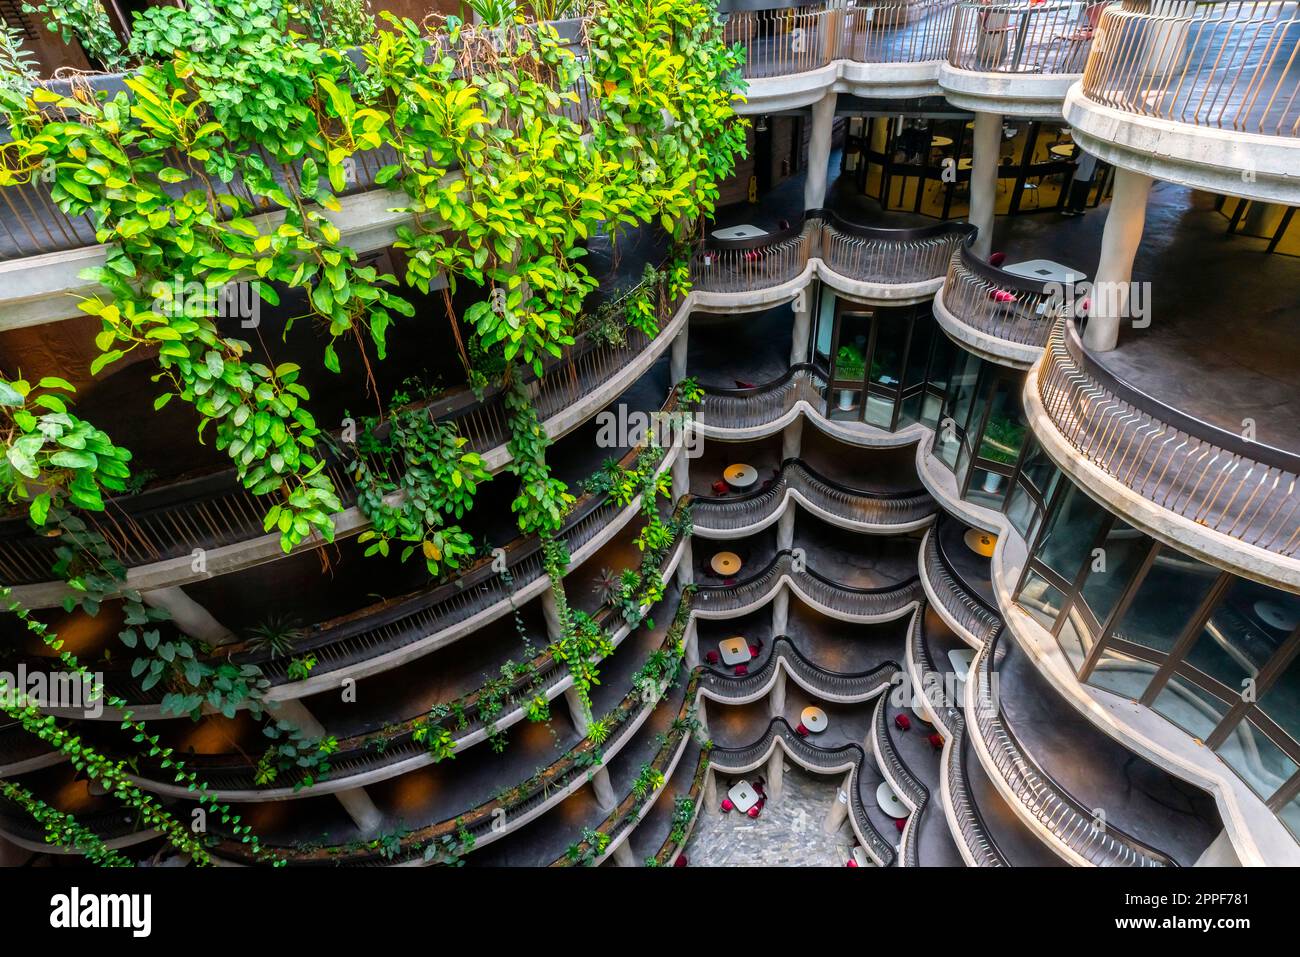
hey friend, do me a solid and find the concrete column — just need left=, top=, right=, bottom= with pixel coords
left=564, top=685, right=590, bottom=736
left=541, top=585, right=565, bottom=642
left=803, top=90, right=837, bottom=211
left=695, top=696, right=710, bottom=739
left=675, top=537, right=694, bottom=590
left=781, top=416, right=803, bottom=462
left=142, top=586, right=234, bottom=645
left=684, top=617, right=700, bottom=669
left=823, top=770, right=852, bottom=834
left=703, top=766, right=718, bottom=811
left=591, top=766, right=618, bottom=812
left=274, top=700, right=384, bottom=835
left=766, top=749, right=785, bottom=801
left=969, top=111, right=1002, bottom=259
left=776, top=504, right=796, bottom=552
left=769, top=666, right=787, bottom=717
left=1085, top=167, right=1153, bottom=353
left=771, top=584, right=790, bottom=636
left=611, top=840, right=638, bottom=867
left=671, top=445, right=690, bottom=501
left=670, top=322, right=689, bottom=383
left=790, top=296, right=812, bottom=366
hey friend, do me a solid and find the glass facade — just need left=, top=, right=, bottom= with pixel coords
left=1011, top=482, right=1300, bottom=836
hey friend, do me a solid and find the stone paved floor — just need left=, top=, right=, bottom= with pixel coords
left=684, top=764, right=866, bottom=867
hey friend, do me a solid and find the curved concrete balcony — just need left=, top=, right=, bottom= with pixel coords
left=932, top=244, right=1070, bottom=369
left=16, top=447, right=683, bottom=722
left=965, top=627, right=1181, bottom=866
left=547, top=680, right=702, bottom=867
left=697, top=634, right=901, bottom=705
left=919, top=523, right=1002, bottom=647
left=0, top=763, right=160, bottom=854
left=725, top=1, right=956, bottom=110
left=1, top=291, right=686, bottom=607
left=210, top=592, right=694, bottom=866
left=633, top=740, right=709, bottom=866
left=1066, top=1, right=1300, bottom=203
left=1026, top=317, right=1300, bottom=590
left=690, top=211, right=975, bottom=311
left=870, top=693, right=932, bottom=866
left=939, top=0, right=1098, bottom=116
left=693, top=458, right=935, bottom=537
left=692, top=548, right=924, bottom=622
left=695, top=365, right=929, bottom=448
left=120, top=541, right=687, bottom=800
left=905, top=603, right=1011, bottom=865
left=709, top=715, right=899, bottom=865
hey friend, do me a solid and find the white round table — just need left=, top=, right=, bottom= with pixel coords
left=710, top=551, right=742, bottom=576
left=723, top=463, right=758, bottom=490
left=1255, top=600, right=1299, bottom=632
left=876, top=781, right=908, bottom=819
left=801, top=706, right=828, bottom=733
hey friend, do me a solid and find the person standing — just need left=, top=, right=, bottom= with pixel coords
left=1062, top=149, right=1099, bottom=216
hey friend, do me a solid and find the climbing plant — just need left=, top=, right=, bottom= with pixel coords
left=22, top=0, right=130, bottom=72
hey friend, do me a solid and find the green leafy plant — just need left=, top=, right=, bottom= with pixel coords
left=22, top=0, right=130, bottom=71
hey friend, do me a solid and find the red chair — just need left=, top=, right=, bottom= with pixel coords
left=721, top=798, right=735, bottom=813
left=705, top=651, right=720, bottom=665
left=748, top=794, right=767, bottom=819
left=894, top=817, right=907, bottom=833
left=991, top=289, right=1017, bottom=304
left=988, top=251, right=1007, bottom=267
left=894, top=713, right=911, bottom=732
left=734, top=379, right=757, bottom=390
left=734, top=664, right=748, bottom=676
left=711, top=480, right=729, bottom=495
left=795, top=722, right=809, bottom=736
left=722, top=578, right=737, bottom=587
left=845, top=859, right=859, bottom=867
left=674, top=854, right=689, bottom=867
left=748, top=644, right=760, bottom=657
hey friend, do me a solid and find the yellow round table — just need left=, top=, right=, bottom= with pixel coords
left=711, top=551, right=743, bottom=576
left=964, top=529, right=998, bottom=557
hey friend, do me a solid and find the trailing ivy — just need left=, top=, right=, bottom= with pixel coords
left=21, top=0, right=130, bottom=72
left=0, top=780, right=133, bottom=866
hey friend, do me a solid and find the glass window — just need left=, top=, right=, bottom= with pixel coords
left=1184, top=578, right=1297, bottom=702
left=1079, top=521, right=1150, bottom=634
left=1016, top=568, right=1067, bottom=631
left=1255, top=651, right=1300, bottom=765
left=967, top=375, right=1027, bottom=510
left=1111, top=551, right=1219, bottom=657
left=1005, top=438, right=1060, bottom=543
left=1151, top=672, right=1231, bottom=742
left=1033, top=483, right=1109, bottom=585
left=1088, top=644, right=1160, bottom=702
left=1215, top=716, right=1298, bottom=804
left=1278, top=790, right=1300, bottom=844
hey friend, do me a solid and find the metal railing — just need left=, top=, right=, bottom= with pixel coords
left=0, top=283, right=679, bottom=587
left=923, top=525, right=1002, bottom=644
left=1036, top=317, right=1300, bottom=560
left=695, top=364, right=828, bottom=433
left=690, top=210, right=973, bottom=296
left=970, top=626, right=1179, bottom=866
left=1082, top=0, right=1300, bottom=137
left=710, top=716, right=897, bottom=865
left=949, top=0, right=1102, bottom=74
left=938, top=244, right=1068, bottom=350
left=693, top=548, right=923, bottom=619
left=906, top=603, right=1009, bottom=865
left=692, top=457, right=934, bottom=533
left=698, top=634, right=900, bottom=702
left=871, top=693, right=930, bottom=866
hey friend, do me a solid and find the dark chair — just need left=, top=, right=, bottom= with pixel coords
left=988, top=251, right=1007, bottom=267
left=705, top=650, right=720, bottom=665
left=894, top=713, right=911, bottom=732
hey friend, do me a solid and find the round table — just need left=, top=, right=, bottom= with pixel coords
left=964, top=529, right=998, bottom=557
left=930, top=135, right=953, bottom=148
left=1049, top=143, right=1077, bottom=159
left=876, top=781, right=908, bottom=819
left=1255, top=600, right=1299, bottom=632
left=801, top=706, right=828, bottom=733
left=957, top=157, right=973, bottom=171
left=723, top=463, right=758, bottom=490
left=711, top=551, right=743, bottom=576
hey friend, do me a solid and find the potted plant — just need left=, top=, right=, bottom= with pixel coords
left=979, top=414, right=1026, bottom=493
left=834, top=343, right=866, bottom=410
